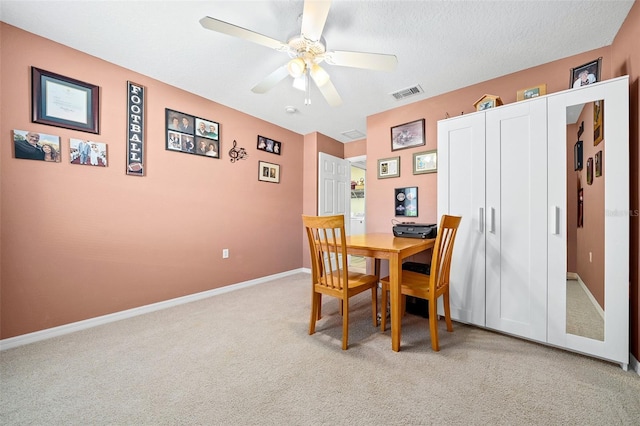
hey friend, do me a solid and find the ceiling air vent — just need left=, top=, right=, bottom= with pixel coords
left=390, top=85, right=424, bottom=100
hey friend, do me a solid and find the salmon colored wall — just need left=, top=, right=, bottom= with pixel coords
left=0, top=24, right=304, bottom=339
left=611, top=0, right=640, bottom=361
left=344, top=139, right=366, bottom=159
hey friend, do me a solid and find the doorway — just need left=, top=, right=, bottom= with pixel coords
left=348, top=156, right=366, bottom=272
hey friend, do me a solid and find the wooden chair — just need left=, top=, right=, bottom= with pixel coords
left=380, top=215, right=462, bottom=351
left=302, top=214, right=378, bottom=350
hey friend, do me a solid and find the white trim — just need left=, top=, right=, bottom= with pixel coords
left=575, top=274, right=605, bottom=320
left=0, top=268, right=306, bottom=351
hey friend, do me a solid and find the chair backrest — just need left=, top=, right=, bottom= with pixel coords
left=429, top=215, right=462, bottom=295
left=302, top=215, right=349, bottom=293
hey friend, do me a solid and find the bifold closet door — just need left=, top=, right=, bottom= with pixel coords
left=485, top=98, right=548, bottom=342
left=437, top=113, right=486, bottom=326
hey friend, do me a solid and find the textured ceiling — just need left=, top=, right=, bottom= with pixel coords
left=0, top=0, right=634, bottom=143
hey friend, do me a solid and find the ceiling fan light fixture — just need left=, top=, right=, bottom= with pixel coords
left=310, top=64, right=330, bottom=87
left=287, top=57, right=306, bottom=78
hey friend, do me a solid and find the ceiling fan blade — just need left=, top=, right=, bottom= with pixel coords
left=313, top=77, right=342, bottom=107
left=325, top=50, right=398, bottom=72
left=251, top=65, right=290, bottom=94
left=200, top=16, right=287, bottom=51
left=301, top=0, right=332, bottom=41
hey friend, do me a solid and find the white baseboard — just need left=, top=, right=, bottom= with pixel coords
left=0, top=268, right=306, bottom=351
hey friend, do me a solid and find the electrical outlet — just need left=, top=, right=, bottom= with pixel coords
left=222, top=249, right=229, bottom=259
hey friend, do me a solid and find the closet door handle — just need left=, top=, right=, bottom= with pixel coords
left=479, top=207, right=484, bottom=233
left=489, top=207, right=495, bottom=234
left=551, top=206, right=559, bottom=235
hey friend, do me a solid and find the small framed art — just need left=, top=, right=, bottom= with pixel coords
left=13, top=129, right=61, bottom=162
left=257, top=135, right=281, bottom=155
left=593, top=99, right=603, bottom=146
left=413, top=149, right=437, bottom=174
left=570, top=57, right=602, bottom=89
left=395, top=187, right=418, bottom=217
left=31, top=67, right=100, bottom=134
left=595, top=150, right=602, bottom=177
left=587, top=157, right=593, bottom=185
left=378, top=156, right=400, bottom=179
left=258, top=161, right=280, bottom=183
left=516, top=84, right=546, bottom=101
left=574, top=140, right=583, bottom=171
left=70, top=138, right=107, bottom=166
left=391, top=119, right=425, bottom=151
left=166, top=108, right=220, bottom=158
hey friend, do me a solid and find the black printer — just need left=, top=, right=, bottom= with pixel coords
left=392, top=222, right=437, bottom=239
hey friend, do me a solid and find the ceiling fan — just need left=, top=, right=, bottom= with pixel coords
left=199, top=0, right=397, bottom=107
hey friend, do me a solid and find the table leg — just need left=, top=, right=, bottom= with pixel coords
left=390, top=254, right=401, bottom=351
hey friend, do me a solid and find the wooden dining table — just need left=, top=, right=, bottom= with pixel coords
left=345, top=233, right=435, bottom=352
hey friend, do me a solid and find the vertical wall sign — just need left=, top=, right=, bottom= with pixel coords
left=126, top=81, right=145, bottom=176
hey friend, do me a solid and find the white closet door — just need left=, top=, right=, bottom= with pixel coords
left=485, top=98, right=548, bottom=342
left=437, top=113, right=486, bottom=326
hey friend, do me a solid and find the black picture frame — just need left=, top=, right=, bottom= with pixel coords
left=391, top=119, right=425, bottom=151
left=587, top=157, right=593, bottom=185
left=258, top=161, right=280, bottom=183
left=31, top=67, right=100, bottom=134
left=165, top=108, right=220, bottom=158
left=257, top=135, right=281, bottom=155
left=395, top=186, right=418, bottom=217
left=574, top=140, right=583, bottom=171
left=595, top=150, right=602, bottom=177
left=569, top=57, right=602, bottom=89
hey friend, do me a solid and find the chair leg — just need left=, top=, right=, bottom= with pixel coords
left=380, top=286, right=388, bottom=332
left=443, top=291, right=453, bottom=332
left=317, top=293, right=322, bottom=320
left=342, top=297, right=349, bottom=350
left=309, top=291, right=320, bottom=335
left=428, top=297, right=439, bottom=351
left=370, top=286, right=378, bottom=327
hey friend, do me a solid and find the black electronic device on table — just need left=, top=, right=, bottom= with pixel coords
left=392, top=222, right=437, bottom=239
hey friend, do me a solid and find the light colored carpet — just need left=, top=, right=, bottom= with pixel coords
left=566, top=278, right=604, bottom=341
left=1, top=272, right=639, bottom=425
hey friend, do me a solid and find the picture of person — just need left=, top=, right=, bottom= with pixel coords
left=41, top=143, right=60, bottom=162
left=573, top=69, right=596, bottom=88
left=195, top=118, right=219, bottom=140
left=77, top=139, right=91, bottom=164
left=181, top=135, right=194, bottom=153
left=257, top=136, right=267, bottom=150
left=196, top=120, right=208, bottom=137
left=168, top=115, right=180, bottom=131
left=207, top=123, right=218, bottom=139
left=70, top=138, right=108, bottom=166
left=205, top=141, right=218, bottom=157
left=180, top=116, right=194, bottom=134
left=196, top=139, right=207, bottom=155
left=168, top=131, right=181, bottom=150
left=266, top=139, right=274, bottom=152
left=13, top=130, right=60, bottom=162
left=273, top=142, right=280, bottom=154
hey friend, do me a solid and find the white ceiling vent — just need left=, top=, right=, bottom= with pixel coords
left=390, top=85, right=424, bottom=100
left=341, top=129, right=366, bottom=140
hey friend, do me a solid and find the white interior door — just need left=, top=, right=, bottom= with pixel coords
left=318, top=152, right=351, bottom=234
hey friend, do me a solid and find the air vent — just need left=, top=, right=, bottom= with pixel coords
left=390, top=85, right=424, bottom=100
left=341, top=129, right=366, bottom=140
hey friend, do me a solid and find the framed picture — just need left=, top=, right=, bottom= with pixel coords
left=70, top=138, right=108, bottom=166
left=587, top=157, right=593, bottom=185
left=257, top=135, right=281, bottom=155
left=13, top=129, right=61, bottom=162
left=570, top=57, right=602, bottom=89
left=377, top=156, right=400, bottom=179
left=391, top=119, right=425, bottom=151
left=578, top=188, right=584, bottom=228
left=593, top=99, right=603, bottom=146
left=258, top=161, right=280, bottom=183
left=595, top=150, right=602, bottom=177
left=413, top=149, right=437, bottom=174
left=516, top=84, right=547, bottom=101
left=395, top=187, right=418, bottom=217
left=31, top=67, right=100, bottom=134
left=166, top=108, right=220, bottom=158
left=574, top=140, right=583, bottom=171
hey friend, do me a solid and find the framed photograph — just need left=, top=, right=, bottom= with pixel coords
left=378, top=156, right=400, bottom=179
left=391, top=119, right=425, bottom=151
left=578, top=188, right=584, bottom=228
left=587, top=157, right=593, bottom=185
left=570, top=57, right=602, bottom=89
left=395, top=187, right=418, bottom=217
left=31, top=67, right=100, bottom=134
left=595, top=150, right=602, bottom=177
left=258, top=161, right=280, bottom=183
left=70, top=138, right=107, bottom=166
left=516, top=84, right=547, bottom=101
left=413, top=149, right=437, bottom=174
left=166, top=108, right=220, bottom=158
left=574, top=140, right=583, bottom=171
left=257, top=135, right=281, bottom=155
left=593, top=99, right=603, bottom=146
left=13, top=129, right=61, bottom=162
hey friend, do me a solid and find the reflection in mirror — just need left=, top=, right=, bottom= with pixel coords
left=565, top=100, right=605, bottom=341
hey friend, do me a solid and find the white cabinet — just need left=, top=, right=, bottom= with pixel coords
left=438, top=77, right=629, bottom=367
